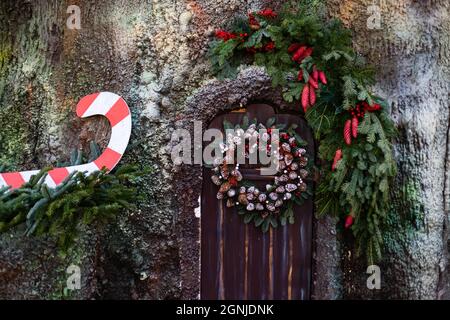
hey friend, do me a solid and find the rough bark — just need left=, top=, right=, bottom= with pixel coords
left=327, top=0, right=450, bottom=299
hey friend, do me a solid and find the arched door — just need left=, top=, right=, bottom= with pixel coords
left=201, top=104, right=314, bottom=300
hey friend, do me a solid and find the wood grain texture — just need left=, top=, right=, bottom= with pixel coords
left=200, top=104, right=314, bottom=300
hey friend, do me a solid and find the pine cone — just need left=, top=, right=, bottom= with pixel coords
left=292, top=46, right=307, bottom=62
left=301, top=84, right=310, bottom=112
left=351, top=116, right=359, bottom=138
left=319, top=71, right=327, bottom=84
left=308, top=77, right=319, bottom=89
left=309, top=84, right=316, bottom=105
left=344, top=120, right=352, bottom=145
left=332, top=149, right=343, bottom=171
left=312, top=66, right=319, bottom=81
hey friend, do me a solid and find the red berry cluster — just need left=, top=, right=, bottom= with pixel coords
left=257, top=8, right=277, bottom=18
left=288, top=44, right=328, bottom=113
left=349, top=103, right=365, bottom=119
left=248, top=13, right=260, bottom=30
left=264, top=41, right=275, bottom=52
left=215, top=30, right=237, bottom=41
left=344, top=102, right=383, bottom=145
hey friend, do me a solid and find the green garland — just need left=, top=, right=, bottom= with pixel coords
left=209, top=1, right=397, bottom=263
left=210, top=118, right=313, bottom=232
left=0, top=143, right=147, bottom=252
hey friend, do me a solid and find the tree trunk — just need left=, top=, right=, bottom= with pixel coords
left=327, top=0, right=450, bottom=299
left=0, top=0, right=448, bottom=299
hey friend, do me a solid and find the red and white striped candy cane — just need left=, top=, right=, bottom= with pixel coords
left=0, top=92, right=132, bottom=189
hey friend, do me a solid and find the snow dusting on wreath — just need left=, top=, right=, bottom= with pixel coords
left=211, top=120, right=311, bottom=232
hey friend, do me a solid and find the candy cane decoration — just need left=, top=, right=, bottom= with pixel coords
left=0, top=92, right=132, bottom=190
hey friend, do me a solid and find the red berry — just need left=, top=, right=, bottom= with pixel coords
left=288, top=43, right=302, bottom=53
left=344, top=215, right=354, bottom=229
left=297, top=69, right=305, bottom=81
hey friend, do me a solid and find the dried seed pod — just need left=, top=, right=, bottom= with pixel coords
left=284, top=153, right=294, bottom=166
left=221, top=167, right=230, bottom=179
left=299, top=157, right=308, bottom=167
left=238, top=194, right=249, bottom=205
left=295, top=148, right=306, bottom=156
left=226, top=199, right=235, bottom=207
left=258, top=193, right=267, bottom=202
left=231, top=169, right=243, bottom=181
left=219, top=182, right=231, bottom=193
left=298, top=182, right=307, bottom=192
left=299, top=169, right=309, bottom=179
left=246, top=193, right=255, bottom=201
left=281, top=142, right=291, bottom=153
left=269, top=192, right=278, bottom=201
left=211, top=175, right=222, bottom=186
left=285, top=184, right=298, bottom=192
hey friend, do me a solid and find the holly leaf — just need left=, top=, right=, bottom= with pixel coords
left=244, top=213, right=255, bottom=224
left=223, top=120, right=233, bottom=130
left=270, top=217, right=278, bottom=228
left=266, top=117, right=276, bottom=128
left=254, top=216, right=264, bottom=227
left=242, top=115, right=249, bottom=129
left=244, top=30, right=263, bottom=48
left=283, top=83, right=302, bottom=102
left=262, top=219, right=270, bottom=233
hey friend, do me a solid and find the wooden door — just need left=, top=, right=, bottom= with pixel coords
left=201, top=104, right=314, bottom=300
